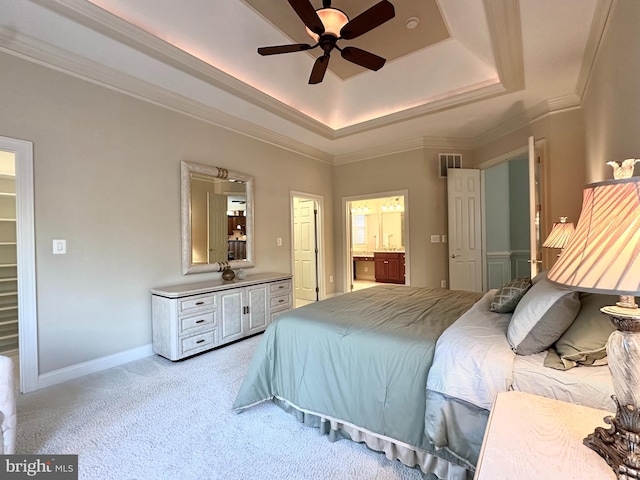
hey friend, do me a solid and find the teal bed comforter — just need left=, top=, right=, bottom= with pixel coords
left=232, top=285, right=483, bottom=455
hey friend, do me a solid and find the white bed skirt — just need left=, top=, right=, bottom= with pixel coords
left=272, top=397, right=473, bottom=480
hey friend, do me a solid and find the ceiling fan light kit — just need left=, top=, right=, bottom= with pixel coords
left=257, top=0, right=396, bottom=84
left=305, top=7, right=349, bottom=42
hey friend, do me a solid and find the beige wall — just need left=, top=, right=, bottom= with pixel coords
left=582, top=0, right=640, bottom=183
left=332, top=148, right=476, bottom=291
left=0, top=52, right=334, bottom=374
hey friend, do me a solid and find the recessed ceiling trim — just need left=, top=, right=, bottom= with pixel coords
left=42, top=0, right=337, bottom=139
left=482, top=0, right=524, bottom=92
left=575, top=0, right=615, bottom=100
left=332, top=79, right=504, bottom=139
left=0, top=28, right=334, bottom=164
left=41, top=0, right=524, bottom=140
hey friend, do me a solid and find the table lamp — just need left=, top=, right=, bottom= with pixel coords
left=542, top=217, right=575, bottom=255
left=547, top=169, right=640, bottom=478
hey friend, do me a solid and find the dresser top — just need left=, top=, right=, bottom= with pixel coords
left=150, top=272, right=292, bottom=298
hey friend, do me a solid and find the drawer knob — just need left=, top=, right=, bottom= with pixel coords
left=278, top=299, right=284, bottom=303
left=278, top=286, right=284, bottom=289
left=195, top=301, right=204, bottom=306
left=196, top=339, right=205, bottom=344
left=196, top=319, right=205, bottom=324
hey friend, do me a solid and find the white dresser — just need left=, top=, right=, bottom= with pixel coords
left=151, top=272, right=292, bottom=360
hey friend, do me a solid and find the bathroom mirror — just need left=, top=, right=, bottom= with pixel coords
left=181, top=161, right=254, bottom=275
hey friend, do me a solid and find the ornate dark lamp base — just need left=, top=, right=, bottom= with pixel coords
left=584, top=396, right=640, bottom=479
left=586, top=307, right=640, bottom=479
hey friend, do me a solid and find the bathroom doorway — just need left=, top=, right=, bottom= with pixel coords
left=343, top=190, right=409, bottom=292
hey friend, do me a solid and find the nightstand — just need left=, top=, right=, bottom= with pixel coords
left=474, top=391, right=616, bottom=480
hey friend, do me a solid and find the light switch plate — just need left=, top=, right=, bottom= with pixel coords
left=430, top=235, right=440, bottom=243
left=53, top=239, right=66, bottom=254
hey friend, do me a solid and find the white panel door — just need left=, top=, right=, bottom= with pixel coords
left=447, top=169, right=483, bottom=292
left=293, top=198, right=317, bottom=301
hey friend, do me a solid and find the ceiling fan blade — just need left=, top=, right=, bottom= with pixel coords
left=309, top=54, right=330, bottom=84
left=340, top=0, right=395, bottom=40
left=288, top=0, right=325, bottom=36
left=258, top=44, right=314, bottom=56
left=340, top=47, right=386, bottom=71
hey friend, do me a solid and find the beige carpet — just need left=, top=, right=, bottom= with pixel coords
left=16, top=335, right=425, bottom=480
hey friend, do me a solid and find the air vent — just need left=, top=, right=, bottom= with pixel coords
left=439, top=153, right=462, bottom=178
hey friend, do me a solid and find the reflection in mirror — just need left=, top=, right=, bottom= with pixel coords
left=181, top=161, right=254, bottom=275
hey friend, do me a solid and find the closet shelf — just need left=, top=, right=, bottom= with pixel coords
left=0, top=278, right=17, bottom=283
left=0, top=306, right=18, bottom=312
left=0, top=319, right=17, bottom=326
left=0, top=333, right=18, bottom=342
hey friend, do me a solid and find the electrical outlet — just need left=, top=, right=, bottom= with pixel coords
left=277, top=237, right=282, bottom=246
left=330, top=275, right=334, bottom=283
left=441, top=280, right=447, bottom=288
left=441, top=235, right=448, bottom=243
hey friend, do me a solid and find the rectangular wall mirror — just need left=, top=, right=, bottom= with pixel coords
left=181, top=161, right=254, bottom=275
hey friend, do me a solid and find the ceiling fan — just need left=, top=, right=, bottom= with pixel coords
left=257, top=0, right=395, bottom=84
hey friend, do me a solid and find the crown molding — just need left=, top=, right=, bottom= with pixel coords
left=474, top=94, right=582, bottom=147
left=333, top=136, right=475, bottom=165
left=575, top=0, right=616, bottom=100
left=40, top=0, right=521, bottom=139
left=333, top=80, right=505, bottom=139
left=40, top=0, right=337, bottom=139
left=0, top=29, right=334, bottom=164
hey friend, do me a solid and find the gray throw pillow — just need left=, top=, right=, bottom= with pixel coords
left=544, top=293, right=618, bottom=370
left=507, top=277, right=580, bottom=355
left=490, top=278, right=532, bottom=313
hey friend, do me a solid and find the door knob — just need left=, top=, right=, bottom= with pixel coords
left=450, top=254, right=459, bottom=258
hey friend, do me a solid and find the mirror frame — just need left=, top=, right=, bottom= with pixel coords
left=181, top=160, right=254, bottom=275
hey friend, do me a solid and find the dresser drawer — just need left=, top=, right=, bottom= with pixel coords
left=179, top=293, right=216, bottom=314
left=269, top=280, right=292, bottom=294
left=179, top=312, right=216, bottom=336
left=270, top=293, right=292, bottom=310
left=181, top=330, right=217, bottom=357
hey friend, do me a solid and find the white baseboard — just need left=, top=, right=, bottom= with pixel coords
left=37, top=344, right=154, bottom=390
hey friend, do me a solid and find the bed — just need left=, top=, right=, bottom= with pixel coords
left=233, top=277, right=615, bottom=480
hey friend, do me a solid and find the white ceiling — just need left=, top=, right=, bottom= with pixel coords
left=0, top=0, right=602, bottom=163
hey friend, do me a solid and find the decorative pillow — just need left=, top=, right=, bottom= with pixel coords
left=507, top=278, right=580, bottom=355
left=544, top=293, right=618, bottom=370
left=490, top=278, right=532, bottom=313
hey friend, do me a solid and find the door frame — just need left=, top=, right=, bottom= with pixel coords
left=477, top=137, right=547, bottom=289
left=0, top=135, right=38, bottom=393
left=342, top=190, right=410, bottom=293
left=290, top=191, right=324, bottom=301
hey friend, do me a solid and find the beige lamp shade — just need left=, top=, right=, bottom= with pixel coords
left=547, top=177, right=640, bottom=296
left=542, top=217, right=575, bottom=249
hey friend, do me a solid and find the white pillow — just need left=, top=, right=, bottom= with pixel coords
left=507, top=278, right=580, bottom=355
